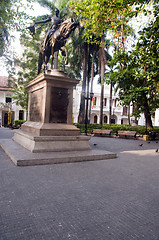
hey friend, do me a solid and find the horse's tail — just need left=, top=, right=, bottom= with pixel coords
left=38, top=52, right=43, bottom=75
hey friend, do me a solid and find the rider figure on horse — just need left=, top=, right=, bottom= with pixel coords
left=27, top=8, right=78, bottom=73
left=28, top=8, right=63, bottom=51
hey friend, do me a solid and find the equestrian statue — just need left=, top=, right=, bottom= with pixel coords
left=27, top=8, right=77, bottom=74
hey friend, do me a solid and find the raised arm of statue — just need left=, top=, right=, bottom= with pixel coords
left=34, top=16, right=52, bottom=25
left=27, top=16, right=52, bottom=36
left=27, top=8, right=62, bottom=36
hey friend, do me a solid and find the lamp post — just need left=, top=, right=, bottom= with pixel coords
left=8, top=103, right=12, bottom=127
left=113, top=108, right=115, bottom=124
left=85, top=91, right=94, bottom=135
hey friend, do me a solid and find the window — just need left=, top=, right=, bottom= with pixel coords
left=111, top=118, right=115, bottom=124
left=94, top=97, right=97, bottom=105
left=19, top=110, right=24, bottom=120
left=6, top=97, right=12, bottom=103
left=114, top=99, right=117, bottom=107
left=103, top=98, right=107, bottom=106
left=104, top=115, right=107, bottom=123
left=94, top=115, right=97, bottom=123
left=123, top=107, right=127, bottom=115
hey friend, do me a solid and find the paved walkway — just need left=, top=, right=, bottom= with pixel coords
left=0, top=128, right=159, bottom=240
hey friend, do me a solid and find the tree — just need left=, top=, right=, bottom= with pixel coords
left=70, top=0, right=140, bottom=125
left=0, top=0, right=33, bottom=57
left=104, top=62, right=119, bottom=124
left=98, top=34, right=107, bottom=125
left=63, top=20, right=100, bottom=124
left=77, top=38, right=99, bottom=124
left=106, top=15, right=159, bottom=128
left=69, top=0, right=152, bottom=43
left=11, top=29, right=43, bottom=109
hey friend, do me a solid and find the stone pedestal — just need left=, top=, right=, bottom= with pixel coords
left=13, top=70, right=91, bottom=152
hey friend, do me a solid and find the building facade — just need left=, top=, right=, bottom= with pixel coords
left=73, top=81, right=157, bottom=126
left=0, top=76, right=27, bottom=127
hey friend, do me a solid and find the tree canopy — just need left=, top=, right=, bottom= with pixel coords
left=105, top=14, right=159, bottom=127
left=70, top=0, right=159, bottom=126
left=69, top=0, right=154, bottom=43
left=0, top=0, right=33, bottom=57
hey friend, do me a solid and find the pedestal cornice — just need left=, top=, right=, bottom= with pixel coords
left=26, top=70, right=79, bottom=89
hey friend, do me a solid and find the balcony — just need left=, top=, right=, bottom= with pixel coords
left=0, top=102, right=12, bottom=110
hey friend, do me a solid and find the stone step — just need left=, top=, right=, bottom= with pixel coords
left=0, top=139, right=117, bottom=166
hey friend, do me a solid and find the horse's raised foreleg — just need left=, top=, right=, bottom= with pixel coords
left=60, top=46, right=68, bottom=65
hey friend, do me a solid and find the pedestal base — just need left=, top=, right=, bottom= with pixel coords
left=21, top=121, right=80, bottom=136
left=0, top=139, right=117, bottom=166
left=13, top=129, right=91, bottom=153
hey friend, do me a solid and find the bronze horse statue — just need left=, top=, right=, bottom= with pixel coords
left=38, top=18, right=77, bottom=74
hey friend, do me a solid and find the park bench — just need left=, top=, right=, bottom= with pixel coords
left=93, top=129, right=112, bottom=136
left=117, top=130, right=137, bottom=139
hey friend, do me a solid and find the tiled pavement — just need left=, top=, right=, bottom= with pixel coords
left=1, top=128, right=159, bottom=240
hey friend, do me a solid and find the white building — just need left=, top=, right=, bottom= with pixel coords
left=73, top=80, right=157, bottom=126
left=0, top=76, right=27, bottom=127
left=73, top=83, right=133, bottom=124
left=155, top=109, right=159, bottom=126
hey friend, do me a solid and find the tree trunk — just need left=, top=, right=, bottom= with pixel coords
left=144, top=109, right=153, bottom=129
left=100, top=83, right=104, bottom=125
left=88, top=58, right=94, bottom=123
left=109, top=83, right=112, bottom=124
left=143, top=93, right=153, bottom=128
left=99, top=34, right=106, bottom=126
left=78, top=43, right=88, bottom=124
left=128, top=105, right=131, bottom=125
left=143, top=68, right=153, bottom=129
left=99, top=53, right=105, bottom=126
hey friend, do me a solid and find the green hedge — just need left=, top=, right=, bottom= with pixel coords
left=14, top=120, right=26, bottom=126
left=73, top=123, right=159, bottom=136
